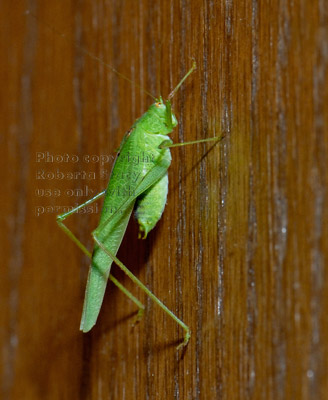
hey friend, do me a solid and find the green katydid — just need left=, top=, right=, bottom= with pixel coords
left=57, top=61, right=221, bottom=349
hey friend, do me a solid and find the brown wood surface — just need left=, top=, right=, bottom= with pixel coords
left=1, top=0, right=328, bottom=399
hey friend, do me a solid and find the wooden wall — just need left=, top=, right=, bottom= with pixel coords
left=1, top=0, right=327, bottom=398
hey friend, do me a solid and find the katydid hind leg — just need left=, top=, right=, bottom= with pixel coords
left=56, top=191, right=145, bottom=321
left=92, top=234, right=191, bottom=348
left=93, top=153, right=171, bottom=237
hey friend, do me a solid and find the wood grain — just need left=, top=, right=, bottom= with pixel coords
left=1, top=0, right=328, bottom=399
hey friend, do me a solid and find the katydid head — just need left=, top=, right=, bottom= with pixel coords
left=147, top=98, right=178, bottom=134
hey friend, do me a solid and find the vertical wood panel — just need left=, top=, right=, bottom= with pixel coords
left=1, top=0, right=327, bottom=399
